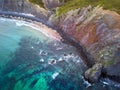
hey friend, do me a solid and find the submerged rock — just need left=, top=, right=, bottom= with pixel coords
left=84, top=63, right=103, bottom=83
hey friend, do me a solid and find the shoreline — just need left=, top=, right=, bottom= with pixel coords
left=0, top=11, right=93, bottom=67
left=0, top=11, right=62, bottom=41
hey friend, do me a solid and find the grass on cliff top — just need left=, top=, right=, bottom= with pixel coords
left=29, top=0, right=45, bottom=8
left=56, top=0, right=120, bottom=16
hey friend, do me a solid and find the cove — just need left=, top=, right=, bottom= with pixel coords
left=0, top=17, right=119, bottom=90
left=0, top=17, right=86, bottom=90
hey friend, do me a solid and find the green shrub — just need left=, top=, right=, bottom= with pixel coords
left=56, top=0, right=120, bottom=16
left=29, top=0, right=45, bottom=8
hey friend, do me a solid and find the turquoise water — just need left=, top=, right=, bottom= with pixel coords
left=0, top=18, right=119, bottom=90
left=0, top=18, right=49, bottom=68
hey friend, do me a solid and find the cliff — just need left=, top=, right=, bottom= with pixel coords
left=47, top=0, right=120, bottom=83
left=49, top=5, right=120, bottom=82
left=0, top=0, right=50, bottom=21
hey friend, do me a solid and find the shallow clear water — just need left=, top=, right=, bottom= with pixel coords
left=0, top=18, right=119, bottom=90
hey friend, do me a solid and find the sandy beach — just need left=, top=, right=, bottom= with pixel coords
left=0, top=11, right=62, bottom=41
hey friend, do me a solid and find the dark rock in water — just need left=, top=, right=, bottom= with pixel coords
left=48, top=59, right=56, bottom=65
left=85, top=63, right=103, bottom=83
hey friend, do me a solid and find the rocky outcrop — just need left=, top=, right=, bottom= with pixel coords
left=43, top=0, right=62, bottom=10
left=49, top=6, right=120, bottom=82
left=0, top=0, right=50, bottom=21
left=85, top=63, right=103, bottom=83
left=0, top=0, right=65, bottom=23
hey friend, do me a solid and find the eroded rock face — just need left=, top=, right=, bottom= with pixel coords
left=43, top=0, right=62, bottom=10
left=0, top=0, right=24, bottom=12
left=49, top=6, right=120, bottom=82
left=85, top=63, right=103, bottom=83
left=0, top=0, right=49, bottom=21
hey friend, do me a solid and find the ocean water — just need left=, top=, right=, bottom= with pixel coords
left=0, top=17, right=119, bottom=90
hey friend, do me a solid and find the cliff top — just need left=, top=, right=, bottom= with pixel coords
left=28, top=0, right=120, bottom=17
left=56, top=0, right=120, bottom=16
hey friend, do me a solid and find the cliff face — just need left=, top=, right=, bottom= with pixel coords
left=0, top=0, right=49, bottom=21
left=49, top=6, right=120, bottom=82
left=0, top=0, right=64, bottom=21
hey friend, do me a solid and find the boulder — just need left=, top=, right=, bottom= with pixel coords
left=84, top=63, right=103, bottom=83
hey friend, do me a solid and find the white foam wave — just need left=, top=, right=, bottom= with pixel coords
left=102, top=81, right=109, bottom=85
left=101, top=78, right=120, bottom=88
left=39, top=59, right=44, bottom=63
left=0, top=17, right=28, bottom=27
left=0, top=18, right=6, bottom=22
left=52, top=72, right=59, bottom=79
left=82, top=76, right=92, bottom=88
left=21, top=13, right=35, bottom=17
left=15, top=21, right=27, bottom=26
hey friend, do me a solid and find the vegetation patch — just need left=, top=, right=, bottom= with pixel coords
left=29, top=0, right=45, bottom=8
left=56, top=0, right=120, bottom=16
left=102, top=60, right=114, bottom=67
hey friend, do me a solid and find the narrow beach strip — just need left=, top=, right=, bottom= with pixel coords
left=0, top=11, right=62, bottom=41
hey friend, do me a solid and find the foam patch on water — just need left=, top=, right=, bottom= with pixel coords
left=82, top=76, right=92, bottom=88
left=15, top=21, right=28, bottom=27
left=21, top=13, right=35, bottom=17
left=52, top=72, right=59, bottom=79
left=0, top=18, right=6, bottom=22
